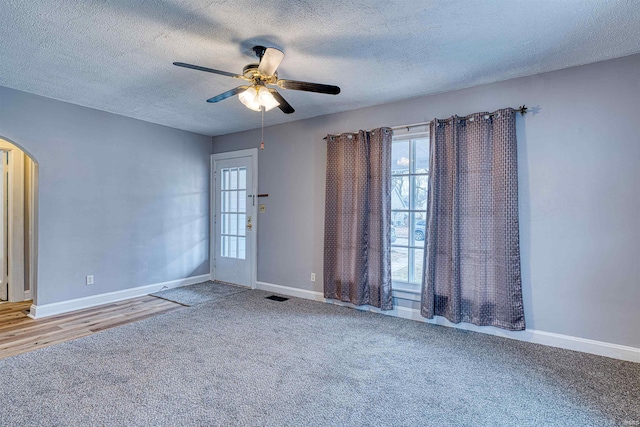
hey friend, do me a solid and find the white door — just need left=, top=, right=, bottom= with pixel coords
left=213, top=150, right=257, bottom=288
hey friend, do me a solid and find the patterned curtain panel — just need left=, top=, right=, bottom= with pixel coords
left=421, top=108, right=525, bottom=330
left=324, top=128, right=393, bottom=310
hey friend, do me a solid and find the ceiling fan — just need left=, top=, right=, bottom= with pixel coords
left=174, top=46, right=341, bottom=114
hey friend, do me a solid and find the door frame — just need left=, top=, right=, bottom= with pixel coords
left=0, top=150, right=6, bottom=301
left=0, top=147, right=26, bottom=303
left=0, top=136, right=38, bottom=305
left=210, top=148, right=258, bottom=289
left=7, top=148, right=25, bottom=302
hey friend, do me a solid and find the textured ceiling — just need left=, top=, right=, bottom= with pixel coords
left=1, top=1, right=639, bottom=136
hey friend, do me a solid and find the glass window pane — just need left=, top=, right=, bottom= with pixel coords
left=392, top=140, right=410, bottom=175
left=391, top=176, right=409, bottom=210
left=413, top=138, right=430, bottom=174
left=230, top=214, right=238, bottom=235
left=238, top=214, right=246, bottom=236
left=221, top=191, right=228, bottom=212
left=222, top=169, right=230, bottom=190
left=392, top=213, right=408, bottom=246
left=230, top=168, right=238, bottom=190
left=390, top=217, right=397, bottom=245
left=391, top=246, right=408, bottom=283
left=411, top=212, right=427, bottom=247
left=410, top=175, right=429, bottom=211
left=239, top=167, right=246, bottom=190
left=238, top=191, right=246, bottom=213
left=229, top=191, right=238, bottom=212
left=390, top=133, right=430, bottom=288
left=411, top=248, right=424, bottom=284
left=229, top=236, right=237, bottom=258
left=221, top=214, right=228, bottom=234
left=238, top=237, right=246, bottom=260
left=221, top=236, right=229, bottom=257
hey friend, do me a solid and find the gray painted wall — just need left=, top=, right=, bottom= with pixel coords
left=213, top=53, right=640, bottom=348
left=0, top=86, right=211, bottom=305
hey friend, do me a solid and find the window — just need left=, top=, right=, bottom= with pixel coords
left=391, top=129, right=429, bottom=291
left=220, top=166, right=247, bottom=259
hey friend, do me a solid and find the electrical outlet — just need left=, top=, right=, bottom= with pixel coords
left=86, top=275, right=94, bottom=285
left=310, top=273, right=316, bottom=282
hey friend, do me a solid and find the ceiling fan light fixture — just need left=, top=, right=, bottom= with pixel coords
left=258, top=87, right=280, bottom=111
left=238, top=86, right=280, bottom=112
left=238, top=87, right=261, bottom=111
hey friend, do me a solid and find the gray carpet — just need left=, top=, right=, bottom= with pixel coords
left=0, top=290, right=638, bottom=426
left=150, top=280, right=248, bottom=306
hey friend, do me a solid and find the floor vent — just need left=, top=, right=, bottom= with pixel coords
left=266, top=295, right=289, bottom=302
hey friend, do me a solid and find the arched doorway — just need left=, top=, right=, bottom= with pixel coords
left=0, top=136, right=38, bottom=305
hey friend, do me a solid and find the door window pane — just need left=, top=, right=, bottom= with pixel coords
left=229, top=191, right=238, bottom=212
left=229, top=236, right=237, bottom=258
left=238, top=214, right=246, bottom=236
left=221, top=236, right=229, bottom=258
left=239, top=191, right=246, bottom=212
left=239, top=167, right=246, bottom=190
left=222, top=169, right=230, bottom=190
left=229, top=214, right=238, bottom=235
left=230, top=168, right=238, bottom=190
left=238, top=237, right=246, bottom=260
left=221, top=214, right=229, bottom=234
left=219, top=166, right=250, bottom=261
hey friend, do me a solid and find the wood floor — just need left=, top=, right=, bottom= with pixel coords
left=0, top=296, right=183, bottom=360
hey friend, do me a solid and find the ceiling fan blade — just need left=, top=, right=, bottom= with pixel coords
left=258, top=48, right=285, bottom=76
left=173, top=62, right=244, bottom=79
left=269, top=89, right=295, bottom=114
left=206, top=86, right=249, bottom=103
left=277, top=79, right=340, bottom=95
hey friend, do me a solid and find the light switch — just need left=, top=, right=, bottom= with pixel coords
left=259, top=204, right=266, bottom=213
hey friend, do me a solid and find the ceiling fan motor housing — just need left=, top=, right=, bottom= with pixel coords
left=243, top=64, right=277, bottom=84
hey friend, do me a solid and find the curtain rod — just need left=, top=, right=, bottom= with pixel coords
left=323, top=105, right=528, bottom=140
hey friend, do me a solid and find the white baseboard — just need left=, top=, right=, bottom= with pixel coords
left=256, top=281, right=326, bottom=302
left=256, top=281, right=640, bottom=363
left=29, top=274, right=211, bottom=319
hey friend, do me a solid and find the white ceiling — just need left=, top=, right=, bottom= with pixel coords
left=1, top=1, right=639, bottom=136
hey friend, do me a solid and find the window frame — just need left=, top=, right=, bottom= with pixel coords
left=390, top=127, right=430, bottom=295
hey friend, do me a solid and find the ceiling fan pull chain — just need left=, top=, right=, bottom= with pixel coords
left=260, top=107, right=265, bottom=150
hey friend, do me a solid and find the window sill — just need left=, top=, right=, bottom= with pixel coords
left=392, top=286, right=421, bottom=302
